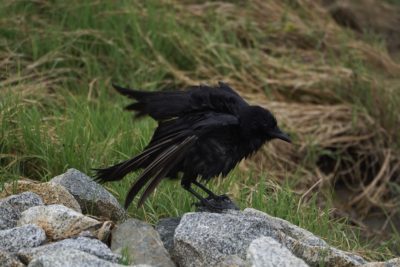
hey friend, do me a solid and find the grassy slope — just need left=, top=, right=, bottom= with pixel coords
left=1, top=0, right=399, bottom=260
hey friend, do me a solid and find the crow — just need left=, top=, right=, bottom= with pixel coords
left=94, top=82, right=290, bottom=211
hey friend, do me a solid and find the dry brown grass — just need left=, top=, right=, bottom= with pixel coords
left=246, top=95, right=399, bottom=216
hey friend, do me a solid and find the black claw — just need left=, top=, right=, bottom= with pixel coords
left=194, top=194, right=239, bottom=213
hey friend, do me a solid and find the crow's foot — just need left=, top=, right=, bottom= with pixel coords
left=194, top=194, right=239, bottom=213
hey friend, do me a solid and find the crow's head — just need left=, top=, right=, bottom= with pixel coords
left=246, top=106, right=291, bottom=143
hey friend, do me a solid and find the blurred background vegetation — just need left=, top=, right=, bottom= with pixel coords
left=1, top=0, right=400, bottom=261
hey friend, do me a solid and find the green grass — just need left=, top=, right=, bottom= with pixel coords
left=1, top=0, right=400, bottom=261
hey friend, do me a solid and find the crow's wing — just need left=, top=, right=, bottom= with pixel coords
left=122, top=112, right=240, bottom=208
left=113, top=82, right=248, bottom=121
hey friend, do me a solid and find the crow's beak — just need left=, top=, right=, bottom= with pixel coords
left=270, top=128, right=291, bottom=143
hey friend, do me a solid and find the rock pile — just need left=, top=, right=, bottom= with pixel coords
left=0, top=169, right=399, bottom=267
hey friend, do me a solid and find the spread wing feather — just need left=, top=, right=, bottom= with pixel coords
left=112, top=82, right=248, bottom=121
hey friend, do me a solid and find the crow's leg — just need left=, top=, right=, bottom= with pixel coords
left=181, top=183, right=207, bottom=203
left=191, top=180, right=217, bottom=198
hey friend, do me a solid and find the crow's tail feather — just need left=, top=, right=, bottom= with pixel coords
left=93, top=155, right=149, bottom=184
left=93, top=160, right=130, bottom=183
left=93, top=133, right=182, bottom=183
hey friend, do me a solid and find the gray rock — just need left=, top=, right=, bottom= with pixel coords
left=51, top=168, right=126, bottom=221
left=246, top=236, right=309, bottom=267
left=283, top=237, right=366, bottom=267
left=18, top=236, right=121, bottom=263
left=0, top=192, right=43, bottom=230
left=361, top=257, right=400, bottom=266
left=173, top=209, right=366, bottom=267
left=18, top=204, right=106, bottom=241
left=155, top=217, right=181, bottom=254
left=244, top=209, right=366, bottom=267
left=111, top=218, right=175, bottom=267
left=0, top=224, right=46, bottom=252
left=0, top=204, right=17, bottom=231
left=0, top=180, right=81, bottom=213
left=0, top=192, right=43, bottom=213
left=27, top=248, right=137, bottom=267
left=0, top=249, right=25, bottom=267
left=215, top=255, right=246, bottom=267
left=243, top=208, right=327, bottom=247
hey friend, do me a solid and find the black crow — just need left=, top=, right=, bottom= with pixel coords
left=94, top=82, right=290, bottom=211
